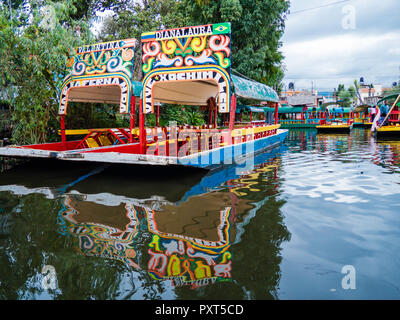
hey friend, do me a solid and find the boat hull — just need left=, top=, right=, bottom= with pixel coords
left=280, top=123, right=318, bottom=129
left=316, top=124, right=351, bottom=134
left=376, top=126, right=400, bottom=139
left=353, top=122, right=372, bottom=128
left=0, top=130, right=289, bottom=170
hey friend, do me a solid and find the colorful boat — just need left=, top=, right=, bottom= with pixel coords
left=260, top=102, right=353, bottom=130
left=0, top=23, right=288, bottom=169
left=316, top=102, right=353, bottom=134
left=274, top=106, right=322, bottom=129
left=373, top=93, right=400, bottom=138
left=235, top=105, right=276, bottom=127
left=352, top=104, right=372, bottom=127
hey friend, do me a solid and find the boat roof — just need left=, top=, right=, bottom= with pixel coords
left=258, top=105, right=353, bottom=113
left=58, top=38, right=138, bottom=115
left=236, top=105, right=268, bottom=113
left=231, top=74, right=279, bottom=103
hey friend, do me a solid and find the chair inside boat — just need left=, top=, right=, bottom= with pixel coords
left=76, top=128, right=139, bottom=149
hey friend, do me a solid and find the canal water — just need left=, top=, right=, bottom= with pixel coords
left=0, top=128, right=400, bottom=300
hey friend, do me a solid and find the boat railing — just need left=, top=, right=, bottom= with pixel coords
left=145, top=124, right=280, bottom=157
left=55, top=122, right=279, bottom=157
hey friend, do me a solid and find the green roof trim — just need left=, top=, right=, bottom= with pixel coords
left=377, top=93, right=400, bottom=105
left=132, top=81, right=142, bottom=97
left=231, top=74, right=279, bottom=103
left=236, top=105, right=267, bottom=113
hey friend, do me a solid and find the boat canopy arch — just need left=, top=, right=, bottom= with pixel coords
left=235, top=105, right=267, bottom=113
left=142, top=65, right=231, bottom=113
left=141, top=23, right=233, bottom=114
left=230, top=74, right=279, bottom=103
left=377, top=93, right=400, bottom=105
left=140, top=22, right=279, bottom=115
left=58, top=38, right=138, bottom=115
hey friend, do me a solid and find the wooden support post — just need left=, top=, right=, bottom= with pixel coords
left=130, top=95, right=136, bottom=143
left=214, top=106, right=217, bottom=128
left=60, top=115, right=66, bottom=150
left=156, top=103, right=160, bottom=127
left=229, top=94, right=237, bottom=141
left=274, top=103, right=279, bottom=125
left=139, top=99, right=146, bottom=154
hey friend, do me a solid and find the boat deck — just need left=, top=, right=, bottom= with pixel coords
left=0, top=126, right=288, bottom=169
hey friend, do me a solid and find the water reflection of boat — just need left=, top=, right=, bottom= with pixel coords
left=0, top=160, right=206, bottom=204
left=0, top=143, right=290, bottom=297
left=60, top=195, right=141, bottom=269
left=57, top=191, right=251, bottom=288
left=145, top=192, right=248, bottom=288
left=370, top=138, right=400, bottom=169
left=55, top=145, right=287, bottom=290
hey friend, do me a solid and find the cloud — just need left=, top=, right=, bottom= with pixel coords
left=282, top=0, right=400, bottom=90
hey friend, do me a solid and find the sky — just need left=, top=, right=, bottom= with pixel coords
left=281, top=0, right=400, bottom=91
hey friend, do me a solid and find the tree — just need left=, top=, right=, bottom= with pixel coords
left=180, top=0, right=290, bottom=89
left=336, top=84, right=357, bottom=107
left=99, top=0, right=186, bottom=81
left=0, top=0, right=93, bottom=144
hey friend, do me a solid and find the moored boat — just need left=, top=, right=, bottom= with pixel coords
left=315, top=102, right=353, bottom=134
left=352, top=104, right=372, bottom=127
left=373, top=93, right=400, bottom=139
left=0, top=23, right=288, bottom=170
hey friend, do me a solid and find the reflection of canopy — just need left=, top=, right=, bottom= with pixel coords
left=377, top=93, right=400, bottom=105
left=66, top=81, right=142, bottom=105
left=353, top=104, right=371, bottom=113
left=58, top=38, right=138, bottom=115
left=231, top=74, right=279, bottom=102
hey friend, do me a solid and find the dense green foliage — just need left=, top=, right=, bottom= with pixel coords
left=0, top=0, right=92, bottom=144
left=181, top=0, right=290, bottom=90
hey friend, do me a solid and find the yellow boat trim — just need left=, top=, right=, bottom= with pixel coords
left=231, top=124, right=280, bottom=137
left=58, top=129, right=90, bottom=135
left=59, top=125, right=281, bottom=138
left=377, top=126, right=400, bottom=132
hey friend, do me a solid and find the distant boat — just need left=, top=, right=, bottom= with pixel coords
left=373, top=93, right=400, bottom=139
left=352, top=104, right=373, bottom=128
left=315, top=102, right=353, bottom=134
